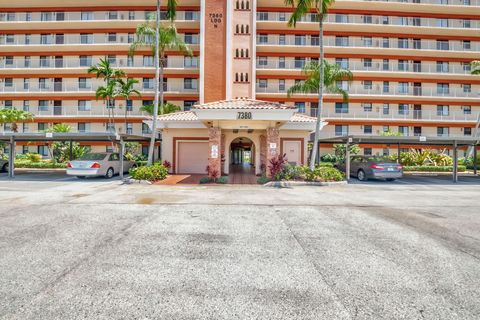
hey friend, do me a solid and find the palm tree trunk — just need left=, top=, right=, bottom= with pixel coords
left=147, top=0, right=161, bottom=166
left=125, top=98, right=128, bottom=134
left=309, top=10, right=325, bottom=170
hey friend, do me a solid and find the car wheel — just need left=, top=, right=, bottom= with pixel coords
left=357, top=169, right=367, bottom=181
left=1, top=163, right=7, bottom=173
left=386, top=178, right=395, bottom=182
left=105, top=168, right=114, bottom=179
left=76, top=176, right=86, bottom=179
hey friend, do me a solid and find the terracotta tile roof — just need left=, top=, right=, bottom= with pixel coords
left=290, top=113, right=317, bottom=123
left=193, top=98, right=296, bottom=110
left=156, top=111, right=199, bottom=121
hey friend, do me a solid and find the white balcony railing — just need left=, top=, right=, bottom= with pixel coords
left=317, top=110, right=480, bottom=122
left=256, top=59, right=473, bottom=75
left=256, top=35, right=480, bottom=52
left=256, top=84, right=479, bottom=98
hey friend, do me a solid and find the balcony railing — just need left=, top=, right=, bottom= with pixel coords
left=0, top=56, right=199, bottom=69
left=0, top=11, right=200, bottom=23
left=256, top=35, right=480, bottom=52
left=256, top=84, right=479, bottom=98
left=315, top=110, right=480, bottom=122
left=258, top=12, right=480, bottom=29
left=256, top=59, right=473, bottom=75
left=32, top=108, right=150, bottom=117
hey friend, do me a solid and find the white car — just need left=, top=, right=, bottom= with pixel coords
left=67, top=152, right=136, bottom=179
left=0, top=159, right=8, bottom=172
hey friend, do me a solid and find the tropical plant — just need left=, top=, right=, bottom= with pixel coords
left=43, top=123, right=88, bottom=162
left=268, top=153, right=288, bottom=180
left=471, top=60, right=480, bottom=75
left=301, top=165, right=344, bottom=182
left=0, top=108, right=34, bottom=132
left=116, top=78, right=141, bottom=133
left=285, top=0, right=336, bottom=170
left=287, top=60, right=353, bottom=101
left=129, top=162, right=168, bottom=182
left=333, top=143, right=360, bottom=161
left=381, top=130, right=403, bottom=137
left=140, top=102, right=181, bottom=115
left=393, top=149, right=453, bottom=167
left=129, top=2, right=191, bottom=165
left=88, top=58, right=125, bottom=133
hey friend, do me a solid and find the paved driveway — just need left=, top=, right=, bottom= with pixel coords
left=0, top=175, right=479, bottom=319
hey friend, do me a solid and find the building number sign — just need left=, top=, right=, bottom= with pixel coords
left=237, top=112, right=252, bottom=120
left=209, top=13, right=223, bottom=28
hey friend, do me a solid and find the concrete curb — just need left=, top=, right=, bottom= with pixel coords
left=125, top=178, right=153, bottom=185
left=263, top=180, right=347, bottom=188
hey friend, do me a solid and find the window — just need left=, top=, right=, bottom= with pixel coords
left=364, top=148, right=372, bottom=156
left=463, top=19, right=471, bottom=28
left=127, top=56, right=134, bottom=67
left=437, top=105, right=449, bottom=116
left=4, top=56, right=13, bottom=66
left=38, top=78, right=48, bottom=89
left=22, top=145, right=29, bottom=153
left=78, top=123, right=89, bottom=133
left=412, top=17, right=421, bottom=26
left=413, top=39, right=422, bottom=49
left=25, top=34, right=31, bottom=45
left=107, top=33, right=117, bottom=42
left=437, top=127, right=449, bottom=137
left=142, top=123, right=151, bottom=134
left=78, top=78, right=91, bottom=89
left=335, top=14, right=348, bottom=23
left=184, top=56, right=198, bottom=68
left=363, top=80, right=373, bottom=90
left=279, top=34, right=286, bottom=45
left=398, top=38, right=409, bottom=49
left=108, top=11, right=118, bottom=20
left=107, top=55, right=116, bottom=65
left=185, top=11, right=196, bottom=20
left=79, top=55, right=92, bottom=67
left=310, top=35, right=319, bottom=46
left=363, top=15, right=372, bottom=24
left=335, top=36, right=348, bottom=47
left=24, top=56, right=31, bottom=68
left=335, top=125, right=348, bottom=136
left=41, top=12, right=53, bottom=21
left=462, top=62, right=471, bottom=72
left=362, top=103, right=373, bottom=112
left=126, top=123, right=133, bottom=134
left=383, top=104, right=390, bottom=115
left=294, top=57, right=306, bottom=69
left=4, top=78, right=13, bottom=87
left=363, top=37, right=372, bottom=47
left=398, top=60, right=409, bottom=71
left=258, top=12, right=268, bottom=21
left=383, top=59, right=390, bottom=71
left=81, top=12, right=93, bottom=20
left=128, top=11, right=135, bottom=20
left=382, top=16, right=389, bottom=24
left=38, top=100, right=49, bottom=112
left=143, top=55, right=154, bottom=67
left=128, top=33, right=135, bottom=43
left=5, top=34, right=15, bottom=44
left=363, top=58, right=372, bottom=68
left=382, top=38, right=390, bottom=48
left=398, top=104, right=409, bottom=115
left=337, top=80, right=349, bottom=91
left=398, top=126, right=409, bottom=136
left=310, top=102, right=318, bottom=117
left=258, top=56, right=268, bottom=66
left=295, top=102, right=306, bottom=113
left=143, top=78, right=153, bottom=89
left=335, top=102, right=348, bottom=114
left=437, top=19, right=448, bottom=28
left=78, top=100, right=91, bottom=111
left=38, top=146, right=49, bottom=156
left=398, top=82, right=409, bottom=94
left=335, top=58, right=349, bottom=69
left=258, top=34, right=268, bottom=44
left=278, top=57, right=286, bottom=69
left=258, top=79, right=267, bottom=88
left=184, top=78, right=198, bottom=90
left=40, top=56, right=50, bottom=68
left=23, top=100, right=30, bottom=111
left=279, top=79, right=285, bottom=92
left=80, top=34, right=93, bottom=44
left=383, top=81, right=390, bottom=93
left=463, top=84, right=471, bottom=93
left=295, top=35, right=306, bottom=46
left=437, top=83, right=449, bottom=94
left=463, top=40, right=471, bottom=50
left=436, top=40, right=449, bottom=51
left=183, top=100, right=196, bottom=111
left=106, top=146, right=114, bottom=153
left=463, top=106, right=471, bottom=114
left=40, top=34, right=51, bottom=45
left=279, top=12, right=286, bottom=21
left=383, top=126, right=390, bottom=133
left=464, top=127, right=472, bottom=136
left=436, top=61, right=449, bottom=73
left=23, top=78, right=29, bottom=90
left=382, top=148, right=390, bottom=156
left=4, top=100, right=13, bottom=109
left=106, top=123, right=115, bottom=133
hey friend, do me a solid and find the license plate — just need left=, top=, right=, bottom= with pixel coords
left=387, top=167, right=394, bottom=171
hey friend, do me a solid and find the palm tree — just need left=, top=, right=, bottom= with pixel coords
left=116, top=78, right=141, bottom=133
left=129, top=1, right=191, bottom=165
left=471, top=60, right=480, bottom=75
left=88, top=58, right=125, bottom=133
left=285, top=0, right=336, bottom=169
left=0, top=108, right=33, bottom=133
left=287, top=60, right=353, bottom=101
left=140, top=102, right=181, bottom=116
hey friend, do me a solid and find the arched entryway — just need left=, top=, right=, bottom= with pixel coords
left=229, top=137, right=257, bottom=184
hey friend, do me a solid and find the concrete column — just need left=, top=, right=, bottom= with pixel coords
left=474, top=145, right=478, bottom=176
left=453, top=141, right=458, bottom=183
left=266, top=127, right=280, bottom=179
left=345, top=141, right=351, bottom=181
left=208, top=127, right=221, bottom=178
left=220, top=134, right=226, bottom=174
left=119, top=139, right=124, bottom=180
left=259, top=134, right=267, bottom=174
left=8, top=136, right=15, bottom=179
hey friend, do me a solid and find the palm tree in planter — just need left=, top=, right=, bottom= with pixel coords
left=0, top=108, right=33, bottom=133
left=285, top=0, right=336, bottom=169
left=129, top=3, right=192, bottom=165
left=140, top=102, right=181, bottom=116
left=88, top=58, right=125, bottom=133
left=471, top=61, right=480, bottom=75
left=116, top=78, right=141, bottom=134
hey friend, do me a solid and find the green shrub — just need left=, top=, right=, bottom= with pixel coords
left=216, top=176, right=228, bottom=184
left=403, top=165, right=466, bottom=172
left=257, top=176, right=270, bottom=185
left=278, top=164, right=303, bottom=180
left=14, top=160, right=66, bottom=169
left=199, top=177, right=211, bottom=184
left=319, top=162, right=334, bottom=167
left=320, top=154, right=337, bottom=163
left=26, top=153, right=42, bottom=162
left=129, top=163, right=168, bottom=182
left=300, top=166, right=344, bottom=182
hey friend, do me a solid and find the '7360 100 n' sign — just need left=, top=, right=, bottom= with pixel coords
left=209, top=13, right=223, bottom=28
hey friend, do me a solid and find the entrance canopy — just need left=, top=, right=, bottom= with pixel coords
left=151, top=98, right=322, bottom=131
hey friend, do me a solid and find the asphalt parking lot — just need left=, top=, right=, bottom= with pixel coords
left=0, top=172, right=479, bottom=319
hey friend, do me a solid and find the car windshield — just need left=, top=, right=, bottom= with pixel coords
left=367, top=156, right=392, bottom=163
left=77, top=153, right=107, bottom=161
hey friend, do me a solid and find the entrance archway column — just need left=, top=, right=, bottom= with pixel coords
left=266, top=127, right=280, bottom=179
left=208, top=127, right=221, bottom=178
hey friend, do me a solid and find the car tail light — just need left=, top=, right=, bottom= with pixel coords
left=397, top=165, right=403, bottom=170
left=370, top=164, right=384, bottom=170
left=67, top=162, right=72, bottom=168
left=90, top=162, right=101, bottom=169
